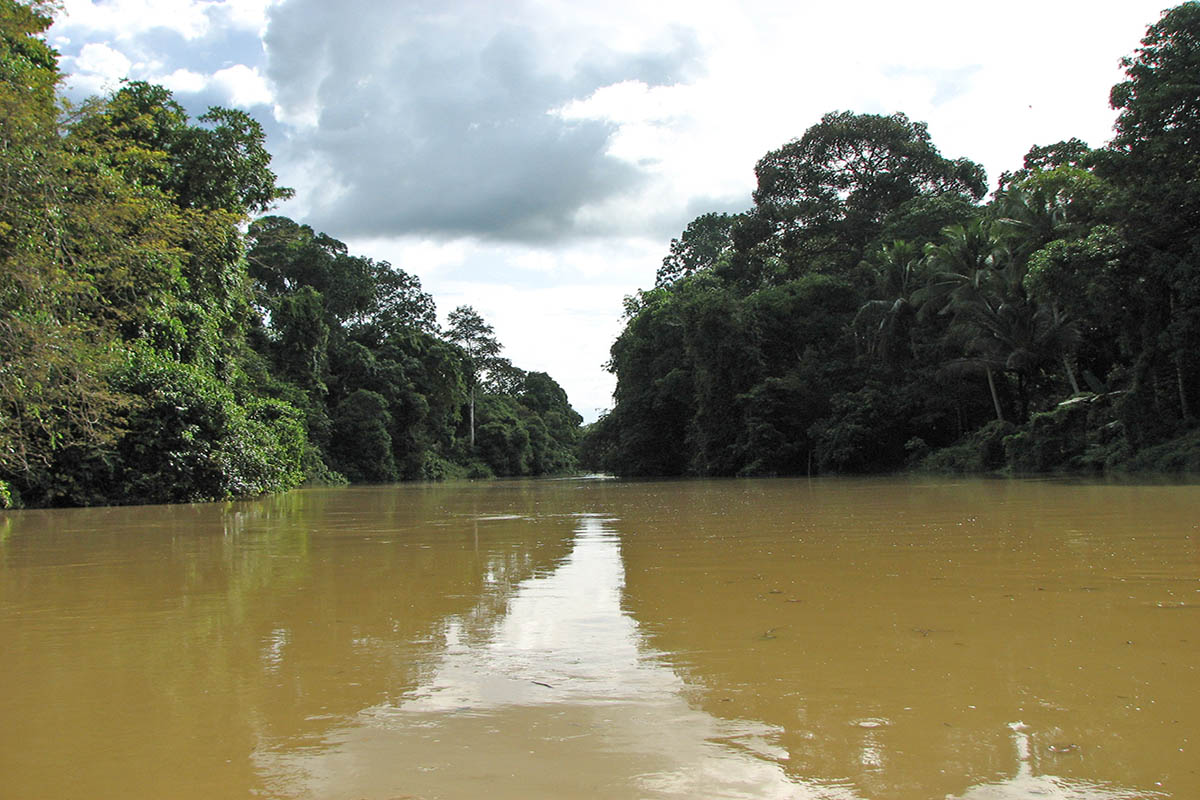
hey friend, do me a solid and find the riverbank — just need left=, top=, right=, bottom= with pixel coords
left=910, top=392, right=1200, bottom=475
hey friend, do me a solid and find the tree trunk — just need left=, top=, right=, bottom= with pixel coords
left=1063, top=354, right=1081, bottom=395
left=986, top=364, right=1005, bottom=423
left=469, top=383, right=476, bottom=448
left=1177, top=358, right=1192, bottom=420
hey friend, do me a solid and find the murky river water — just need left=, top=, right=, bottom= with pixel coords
left=1, top=476, right=1197, bottom=799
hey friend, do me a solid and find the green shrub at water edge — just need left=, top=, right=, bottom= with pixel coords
left=913, top=421, right=1016, bottom=474
left=113, top=345, right=307, bottom=504
left=1119, top=428, right=1200, bottom=473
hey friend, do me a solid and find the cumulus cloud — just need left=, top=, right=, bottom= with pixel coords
left=262, top=0, right=702, bottom=243
left=210, top=64, right=273, bottom=107
left=58, top=0, right=275, bottom=40
left=69, top=41, right=133, bottom=94
left=54, top=0, right=276, bottom=113
left=158, top=67, right=208, bottom=94
left=58, top=0, right=211, bottom=40
left=154, top=64, right=272, bottom=109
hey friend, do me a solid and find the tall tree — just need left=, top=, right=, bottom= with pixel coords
left=853, top=240, right=926, bottom=365
left=656, top=212, right=739, bottom=287
left=751, top=111, right=987, bottom=276
left=1105, top=1, right=1200, bottom=425
left=445, top=305, right=501, bottom=448
left=247, top=215, right=436, bottom=330
left=0, top=0, right=129, bottom=502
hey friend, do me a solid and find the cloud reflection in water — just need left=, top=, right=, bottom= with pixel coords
left=258, top=515, right=1159, bottom=800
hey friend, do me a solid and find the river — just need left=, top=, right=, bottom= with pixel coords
left=1, top=476, right=1196, bottom=799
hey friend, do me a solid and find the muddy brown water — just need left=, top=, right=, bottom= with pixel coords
left=1, top=476, right=1197, bottom=799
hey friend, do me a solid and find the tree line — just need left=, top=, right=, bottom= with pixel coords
left=0, top=0, right=581, bottom=508
left=584, top=3, right=1200, bottom=477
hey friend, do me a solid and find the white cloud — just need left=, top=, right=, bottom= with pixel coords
left=57, top=0, right=277, bottom=40
left=211, top=64, right=273, bottom=107
left=59, top=0, right=212, bottom=40
left=72, top=59, right=272, bottom=112
left=219, top=0, right=281, bottom=34
left=555, top=79, right=691, bottom=126
left=159, top=67, right=208, bottom=95
left=67, top=41, right=133, bottom=95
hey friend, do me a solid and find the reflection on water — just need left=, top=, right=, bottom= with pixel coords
left=260, top=515, right=857, bottom=799
left=1, top=477, right=1196, bottom=798
left=400, top=516, right=676, bottom=710
left=951, top=724, right=1162, bottom=800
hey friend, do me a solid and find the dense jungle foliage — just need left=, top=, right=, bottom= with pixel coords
left=584, top=2, right=1200, bottom=477
left=0, top=0, right=581, bottom=508
left=6, top=3, right=1200, bottom=506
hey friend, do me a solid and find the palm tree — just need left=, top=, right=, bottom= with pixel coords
left=991, top=185, right=1069, bottom=262
left=957, top=296, right=1081, bottom=420
left=919, top=220, right=1012, bottom=420
left=853, top=240, right=925, bottom=364
left=921, top=219, right=1080, bottom=421
left=993, top=184, right=1087, bottom=396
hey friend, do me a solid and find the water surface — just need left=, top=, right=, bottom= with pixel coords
left=1, top=477, right=1196, bottom=798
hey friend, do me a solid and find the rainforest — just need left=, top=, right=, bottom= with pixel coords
left=4, top=0, right=1200, bottom=508
left=0, top=0, right=582, bottom=507
left=584, top=4, right=1200, bottom=479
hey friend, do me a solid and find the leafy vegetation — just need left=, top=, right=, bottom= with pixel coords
left=588, top=3, right=1200, bottom=478
left=5, top=2, right=1200, bottom=505
left=0, top=0, right=581, bottom=507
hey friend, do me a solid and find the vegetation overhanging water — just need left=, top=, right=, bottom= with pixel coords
left=5, top=3, right=1200, bottom=510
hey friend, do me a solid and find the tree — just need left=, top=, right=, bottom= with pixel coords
left=1104, top=1, right=1200, bottom=425
left=73, top=81, right=293, bottom=217
left=998, top=138, right=1095, bottom=188
left=0, top=1, right=131, bottom=502
left=270, top=286, right=330, bottom=392
left=656, top=212, right=739, bottom=287
left=853, top=240, right=926, bottom=365
left=374, top=264, right=438, bottom=334
left=921, top=214, right=1084, bottom=422
left=605, top=289, right=694, bottom=475
left=329, top=389, right=397, bottom=483
left=247, top=216, right=436, bottom=330
left=445, top=305, right=502, bottom=448
left=173, top=107, right=293, bottom=215
left=107, top=345, right=306, bottom=506
left=751, top=111, right=986, bottom=276
left=519, top=371, right=583, bottom=474
left=247, top=216, right=375, bottom=324
left=1109, top=3, right=1200, bottom=164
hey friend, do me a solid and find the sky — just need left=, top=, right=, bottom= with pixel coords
left=47, top=0, right=1173, bottom=422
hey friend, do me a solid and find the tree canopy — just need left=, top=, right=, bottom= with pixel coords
left=587, top=3, right=1200, bottom=478
left=6, top=1, right=1200, bottom=502
left=0, top=0, right=583, bottom=507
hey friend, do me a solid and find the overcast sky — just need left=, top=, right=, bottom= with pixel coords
left=49, top=0, right=1171, bottom=422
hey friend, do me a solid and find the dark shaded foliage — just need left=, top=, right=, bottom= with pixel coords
left=0, top=4, right=582, bottom=506
left=595, top=8, right=1200, bottom=477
